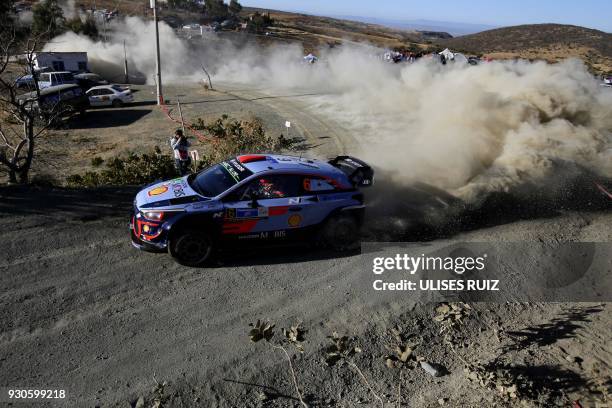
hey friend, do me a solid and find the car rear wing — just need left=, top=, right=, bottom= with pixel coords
left=328, top=156, right=374, bottom=187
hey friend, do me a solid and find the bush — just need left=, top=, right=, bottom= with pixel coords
left=67, top=147, right=177, bottom=187
left=193, top=115, right=297, bottom=164
left=67, top=115, right=303, bottom=187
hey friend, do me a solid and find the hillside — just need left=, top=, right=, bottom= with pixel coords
left=240, top=7, right=445, bottom=51
left=442, top=24, right=612, bottom=73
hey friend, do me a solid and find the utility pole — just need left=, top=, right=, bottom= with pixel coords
left=123, top=40, right=129, bottom=83
left=151, top=0, right=163, bottom=105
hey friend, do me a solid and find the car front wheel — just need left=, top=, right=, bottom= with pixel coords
left=169, top=230, right=213, bottom=267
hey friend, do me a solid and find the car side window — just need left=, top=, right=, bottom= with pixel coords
left=40, top=73, right=50, bottom=82
left=241, top=175, right=303, bottom=200
left=303, top=177, right=336, bottom=192
left=100, top=89, right=113, bottom=95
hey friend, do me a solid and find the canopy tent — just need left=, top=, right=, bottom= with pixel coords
left=439, top=48, right=468, bottom=64
left=304, top=53, right=318, bottom=64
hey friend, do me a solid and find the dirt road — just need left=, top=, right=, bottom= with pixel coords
left=1, top=84, right=611, bottom=407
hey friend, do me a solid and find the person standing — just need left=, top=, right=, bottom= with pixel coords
left=170, top=129, right=191, bottom=176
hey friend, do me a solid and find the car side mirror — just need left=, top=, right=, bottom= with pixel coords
left=248, top=192, right=259, bottom=208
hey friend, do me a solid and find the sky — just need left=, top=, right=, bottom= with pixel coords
left=244, top=0, right=612, bottom=33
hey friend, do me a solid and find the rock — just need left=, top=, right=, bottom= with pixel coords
left=135, top=396, right=145, bottom=408
left=420, top=361, right=441, bottom=377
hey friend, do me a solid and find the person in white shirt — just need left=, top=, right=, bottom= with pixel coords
left=170, top=129, right=191, bottom=176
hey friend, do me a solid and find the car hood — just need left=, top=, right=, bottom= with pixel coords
left=135, top=177, right=201, bottom=208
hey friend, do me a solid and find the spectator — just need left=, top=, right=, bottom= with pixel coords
left=170, top=129, right=191, bottom=176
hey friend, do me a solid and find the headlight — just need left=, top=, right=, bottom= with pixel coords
left=143, top=211, right=164, bottom=221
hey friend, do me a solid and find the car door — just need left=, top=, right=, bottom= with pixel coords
left=221, top=174, right=311, bottom=240
left=87, top=89, right=100, bottom=106
left=38, top=73, right=51, bottom=89
left=97, top=88, right=113, bottom=105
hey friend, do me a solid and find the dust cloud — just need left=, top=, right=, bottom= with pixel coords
left=43, top=17, right=197, bottom=83
left=46, top=17, right=612, bottom=204
left=212, top=45, right=612, bottom=203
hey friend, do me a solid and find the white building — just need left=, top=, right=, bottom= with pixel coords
left=32, top=52, right=89, bottom=73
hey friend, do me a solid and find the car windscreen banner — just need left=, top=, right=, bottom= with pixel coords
left=221, top=158, right=253, bottom=183
left=352, top=242, right=612, bottom=303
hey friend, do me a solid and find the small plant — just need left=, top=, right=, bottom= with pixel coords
left=248, top=320, right=308, bottom=408
left=384, top=327, right=421, bottom=408
left=432, top=304, right=522, bottom=402
left=324, top=332, right=383, bottom=408
left=433, top=302, right=472, bottom=345
left=91, top=156, right=104, bottom=167
left=464, top=360, right=525, bottom=401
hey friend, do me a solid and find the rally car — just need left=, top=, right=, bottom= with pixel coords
left=130, top=154, right=374, bottom=266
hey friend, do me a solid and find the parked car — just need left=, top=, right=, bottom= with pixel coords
left=15, top=74, right=36, bottom=89
left=14, top=67, right=51, bottom=89
left=86, top=85, right=134, bottom=107
left=130, top=154, right=374, bottom=266
left=37, top=71, right=76, bottom=89
left=182, top=23, right=200, bottom=30
left=18, top=84, right=88, bottom=122
left=74, top=73, right=108, bottom=90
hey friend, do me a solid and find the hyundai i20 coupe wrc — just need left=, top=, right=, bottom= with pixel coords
left=130, top=154, right=374, bottom=266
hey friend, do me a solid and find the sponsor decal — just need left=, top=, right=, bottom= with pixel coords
left=288, top=214, right=302, bottom=228
left=148, top=185, right=168, bottom=196
left=171, top=179, right=186, bottom=197
left=230, top=159, right=246, bottom=172
left=289, top=198, right=300, bottom=205
left=226, top=208, right=236, bottom=219
left=222, top=161, right=241, bottom=182
left=237, top=231, right=286, bottom=240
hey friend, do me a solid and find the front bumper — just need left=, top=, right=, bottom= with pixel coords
left=130, top=215, right=167, bottom=253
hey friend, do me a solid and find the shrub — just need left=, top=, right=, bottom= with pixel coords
left=193, top=115, right=299, bottom=165
left=67, top=115, right=303, bottom=187
left=67, top=147, right=177, bottom=187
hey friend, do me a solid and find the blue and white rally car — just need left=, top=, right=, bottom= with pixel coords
left=131, top=154, right=374, bottom=266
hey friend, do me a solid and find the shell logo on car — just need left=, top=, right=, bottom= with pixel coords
left=148, top=185, right=169, bottom=196
left=288, top=214, right=302, bottom=228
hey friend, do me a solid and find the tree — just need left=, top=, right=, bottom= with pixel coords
left=32, top=0, right=65, bottom=38
left=204, top=0, right=228, bottom=21
left=167, top=0, right=198, bottom=11
left=0, top=0, right=15, bottom=36
left=65, top=16, right=98, bottom=38
left=247, top=12, right=273, bottom=34
left=228, top=0, right=242, bottom=15
left=0, top=31, right=70, bottom=183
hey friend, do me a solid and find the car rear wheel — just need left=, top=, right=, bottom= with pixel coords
left=112, top=99, right=123, bottom=107
left=169, top=230, right=213, bottom=267
left=317, top=214, right=360, bottom=251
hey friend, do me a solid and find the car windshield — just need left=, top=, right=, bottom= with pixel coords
left=111, top=85, right=124, bottom=92
left=190, top=160, right=253, bottom=197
